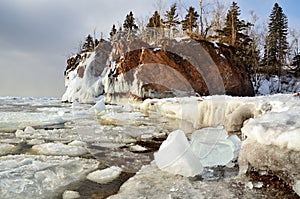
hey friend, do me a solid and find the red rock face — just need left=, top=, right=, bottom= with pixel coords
left=108, top=38, right=254, bottom=100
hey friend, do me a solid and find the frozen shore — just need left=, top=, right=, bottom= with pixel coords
left=0, top=95, right=299, bottom=198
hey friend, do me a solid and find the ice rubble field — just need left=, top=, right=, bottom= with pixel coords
left=0, top=94, right=300, bottom=198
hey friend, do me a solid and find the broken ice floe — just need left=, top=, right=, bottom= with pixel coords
left=0, top=143, right=16, bottom=156
left=154, top=130, right=203, bottom=177
left=32, top=142, right=88, bottom=156
left=154, top=127, right=240, bottom=177
left=0, top=155, right=98, bottom=199
left=87, top=166, right=123, bottom=184
left=191, top=126, right=239, bottom=167
left=62, top=190, right=80, bottom=199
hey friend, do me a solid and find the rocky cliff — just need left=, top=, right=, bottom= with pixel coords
left=62, top=37, right=254, bottom=103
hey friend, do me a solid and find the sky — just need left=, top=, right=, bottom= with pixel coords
left=0, top=0, right=299, bottom=98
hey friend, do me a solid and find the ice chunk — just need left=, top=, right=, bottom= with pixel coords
left=294, top=180, right=300, bottom=196
left=190, top=127, right=235, bottom=167
left=92, top=98, right=106, bottom=114
left=32, top=142, right=88, bottom=156
left=154, top=130, right=203, bottom=177
left=86, top=166, right=123, bottom=184
left=62, top=190, right=80, bottom=199
left=228, top=134, right=241, bottom=160
left=129, top=145, right=148, bottom=152
left=245, top=181, right=253, bottom=189
left=0, top=143, right=16, bottom=156
left=241, top=109, right=300, bottom=151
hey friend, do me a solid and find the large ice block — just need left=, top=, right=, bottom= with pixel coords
left=154, top=130, right=203, bottom=177
left=190, top=126, right=236, bottom=167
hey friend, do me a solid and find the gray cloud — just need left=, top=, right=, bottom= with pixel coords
left=0, top=0, right=154, bottom=97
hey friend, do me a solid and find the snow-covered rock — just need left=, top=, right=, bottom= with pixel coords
left=62, top=40, right=111, bottom=103
left=254, top=74, right=300, bottom=95
left=238, top=94, right=300, bottom=196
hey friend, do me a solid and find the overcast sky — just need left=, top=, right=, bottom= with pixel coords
left=0, top=0, right=299, bottom=98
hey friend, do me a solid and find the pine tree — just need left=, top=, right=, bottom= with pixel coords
left=123, top=11, right=138, bottom=32
left=109, top=24, right=117, bottom=40
left=163, top=3, right=180, bottom=33
left=182, top=6, right=199, bottom=33
left=147, top=11, right=162, bottom=28
left=216, top=2, right=252, bottom=47
left=216, top=2, right=257, bottom=73
left=81, top=34, right=95, bottom=53
left=263, top=3, right=289, bottom=76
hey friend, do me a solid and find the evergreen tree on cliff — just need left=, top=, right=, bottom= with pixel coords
left=263, top=3, right=288, bottom=76
left=109, top=24, right=117, bottom=40
left=163, top=3, right=180, bottom=36
left=123, top=11, right=138, bottom=33
left=81, top=34, right=95, bottom=53
left=216, top=2, right=256, bottom=73
left=147, top=11, right=162, bottom=28
left=182, top=6, right=199, bottom=33
left=217, top=2, right=252, bottom=47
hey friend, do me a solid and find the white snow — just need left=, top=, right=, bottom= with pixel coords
left=86, top=166, right=123, bottom=184
left=254, top=74, right=300, bottom=95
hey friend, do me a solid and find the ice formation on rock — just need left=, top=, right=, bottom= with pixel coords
left=238, top=94, right=300, bottom=196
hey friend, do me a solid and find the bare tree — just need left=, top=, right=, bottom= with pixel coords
left=289, top=28, right=300, bottom=63
left=199, top=0, right=204, bottom=36
left=153, top=0, right=167, bottom=16
left=197, top=0, right=228, bottom=39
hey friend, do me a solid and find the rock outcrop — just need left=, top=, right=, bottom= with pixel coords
left=105, top=38, right=254, bottom=103
left=62, top=37, right=254, bottom=103
left=62, top=40, right=112, bottom=103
